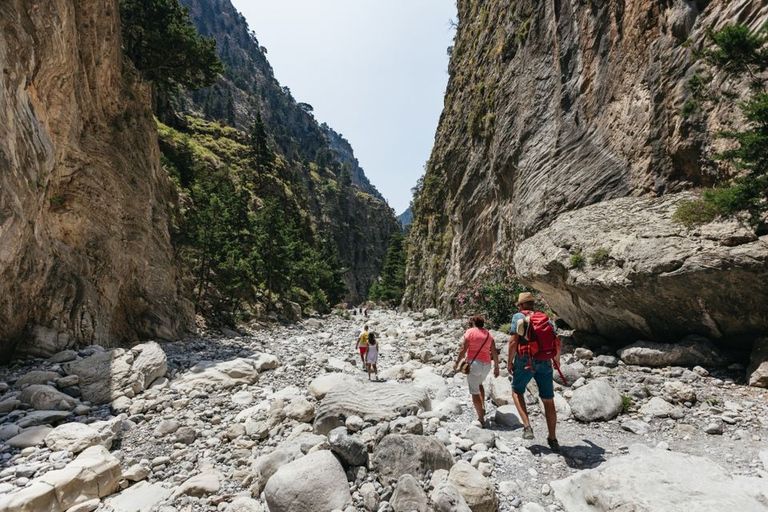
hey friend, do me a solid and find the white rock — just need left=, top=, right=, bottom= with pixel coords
left=308, top=374, right=356, bottom=400
left=0, top=445, right=121, bottom=512
left=44, top=423, right=104, bottom=454
left=551, top=444, right=768, bottom=511
left=447, top=461, right=497, bottom=512
left=171, top=469, right=221, bottom=498
left=640, top=397, right=675, bottom=418
left=232, top=391, right=255, bottom=406
left=104, top=481, right=172, bottom=512
left=285, top=397, right=315, bottom=423
left=173, top=358, right=260, bottom=389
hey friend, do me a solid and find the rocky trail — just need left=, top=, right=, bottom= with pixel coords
left=1, top=309, right=768, bottom=512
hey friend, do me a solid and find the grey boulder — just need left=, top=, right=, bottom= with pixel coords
left=371, top=434, right=454, bottom=484
left=264, top=450, right=352, bottom=512
left=747, top=337, right=768, bottom=388
left=430, top=482, right=472, bottom=512
left=617, top=336, right=725, bottom=368
left=391, top=474, right=428, bottom=512
left=570, top=380, right=623, bottom=422
left=328, top=427, right=368, bottom=466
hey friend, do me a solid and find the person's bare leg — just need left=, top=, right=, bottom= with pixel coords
left=367, top=363, right=371, bottom=380
left=513, top=391, right=530, bottom=427
left=471, top=393, right=484, bottom=422
left=479, top=384, right=485, bottom=405
left=542, top=398, right=557, bottom=439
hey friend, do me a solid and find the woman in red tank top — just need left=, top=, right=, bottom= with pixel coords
left=453, top=314, right=500, bottom=426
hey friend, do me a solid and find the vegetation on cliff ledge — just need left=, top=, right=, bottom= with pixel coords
left=676, top=23, right=768, bottom=231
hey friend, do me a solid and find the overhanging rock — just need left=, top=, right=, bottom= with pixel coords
left=514, top=193, right=768, bottom=345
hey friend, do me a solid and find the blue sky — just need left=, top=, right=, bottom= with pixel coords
left=230, top=0, right=457, bottom=215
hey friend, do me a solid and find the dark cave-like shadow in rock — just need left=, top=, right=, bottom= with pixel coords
left=527, top=439, right=606, bottom=470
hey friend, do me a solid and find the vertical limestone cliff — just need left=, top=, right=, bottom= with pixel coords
left=0, top=0, right=193, bottom=360
left=406, top=0, right=768, bottom=342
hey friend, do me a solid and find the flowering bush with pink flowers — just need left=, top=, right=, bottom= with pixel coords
left=455, top=261, right=542, bottom=328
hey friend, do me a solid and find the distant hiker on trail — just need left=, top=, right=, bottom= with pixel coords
left=356, top=325, right=370, bottom=368
left=453, top=314, right=500, bottom=426
left=366, top=332, right=379, bottom=381
left=508, top=292, right=563, bottom=452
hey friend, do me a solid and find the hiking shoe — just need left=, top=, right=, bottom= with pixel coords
left=522, top=426, right=534, bottom=440
left=547, top=438, right=560, bottom=452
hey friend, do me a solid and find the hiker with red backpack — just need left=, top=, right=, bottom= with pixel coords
left=508, top=292, right=563, bottom=452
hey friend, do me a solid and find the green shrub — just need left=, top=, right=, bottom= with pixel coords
left=672, top=198, right=719, bottom=227
left=621, top=395, right=634, bottom=414
left=455, top=261, right=535, bottom=328
left=589, top=247, right=610, bottom=266
left=569, top=251, right=585, bottom=269
left=498, top=323, right=512, bottom=334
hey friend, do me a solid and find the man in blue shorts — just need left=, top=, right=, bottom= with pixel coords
left=507, top=292, right=561, bottom=451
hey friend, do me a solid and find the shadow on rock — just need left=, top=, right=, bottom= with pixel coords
left=528, top=439, right=606, bottom=469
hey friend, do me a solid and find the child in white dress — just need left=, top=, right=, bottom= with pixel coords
left=366, top=333, right=379, bottom=381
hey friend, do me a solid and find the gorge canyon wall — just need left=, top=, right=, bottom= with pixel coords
left=0, top=0, right=193, bottom=360
left=406, top=0, right=768, bottom=344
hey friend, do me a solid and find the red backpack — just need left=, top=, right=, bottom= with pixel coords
left=518, top=310, right=558, bottom=360
left=516, top=310, right=566, bottom=383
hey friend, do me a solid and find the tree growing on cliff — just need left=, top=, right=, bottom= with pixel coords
left=678, top=23, right=768, bottom=230
left=119, top=0, right=223, bottom=98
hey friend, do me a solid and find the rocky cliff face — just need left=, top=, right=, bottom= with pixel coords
left=0, top=0, right=193, bottom=360
left=179, top=0, right=399, bottom=303
left=406, top=0, right=768, bottom=342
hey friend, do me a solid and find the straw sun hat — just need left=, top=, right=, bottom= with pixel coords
left=517, top=292, right=536, bottom=305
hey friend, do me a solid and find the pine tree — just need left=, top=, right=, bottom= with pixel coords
left=369, top=232, right=407, bottom=305
left=690, top=23, right=768, bottom=230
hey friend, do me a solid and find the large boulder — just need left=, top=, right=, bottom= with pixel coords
left=747, top=337, right=768, bottom=388
left=249, top=443, right=303, bottom=496
left=570, top=380, right=623, bottom=422
left=514, top=193, right=768, bottom=345
left=371, top=434, right=454, bottom=484
left=307, top=373, right=356, bottom=400
left=64, top=342, right=167, bottom=404
left=314, top=382, right=430, bottom=435
left=617, top=336, right=725, bottom=368
left=551, top=444, right=768, bottom=511
left=103, top=481, right=172, bottom=512
left=0, top=445, right=121, bottom=512
left=173, top=358, right=260, bottom=390
left=264, top=451, right=352, bottom=512
left=447, top=461, right=498, bottom=512
left=44, top=423, right=106, bottom=454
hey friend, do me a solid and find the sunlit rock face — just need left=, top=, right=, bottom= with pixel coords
left=405, top=0, right=768, bottom=343
left=0, top=0, right=193, bottom=360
